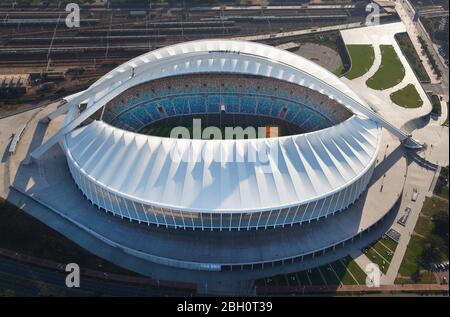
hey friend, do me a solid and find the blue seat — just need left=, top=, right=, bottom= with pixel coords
left=143, top=102, right=160, bottom=120
left=222, top=95, right=238, bottom=113
left=111, top=102, right=128, bottom=115
left=297, top=108, right=324, bottom=130
left=173, top=97, right=190, bottom=115
left=128, top=97, right=141, bottom=108
left=292, top=107, right=309, bottom=126
left=271, top=99, right=284, bottom=117
left=207, top=95, right=221, bottom=113
left=142, top=92, right=151, bottom=102
left=132, top=107, right=153, bottom=124
left=119, top=111, right=143, bottom=130
left=257, top=97, right=271, bottom=115
left=303, top=114, right=327, bottom=131
left=102, top=110, right=116, bottom=122
left=240, top=96, right=256, bottom=113
left=190, top=96, right=206, bottom=113
left=159, top=99, right=175, bottom=116
left=113, top=119, right=128, bottom=130
left=284, top=103, right=299, bottom=121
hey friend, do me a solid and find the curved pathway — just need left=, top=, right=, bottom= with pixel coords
left=341, top=22, right=432, bottom=129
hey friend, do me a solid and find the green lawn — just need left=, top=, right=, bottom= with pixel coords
left=421, top=196, right=448, bottom=217
left=308, top=268, right=326, bottom=285
left=397, top=195, right=448, bottom=283
left=318, top=265, right=340, bottom=285
left=395, top=32, right=430, bottom=83
left=380, top=235, right=399, bottom=252
left=333, top=63, right=345, bottom=77
left=371, top=241, right=395, bottom=263
left=398, top=235, right=425, bottom=277
left=395, top=271, right=437, bottom=284
left=364, top=248, right=389, bottom=274
left=390, top=84, right=423, bottom=108
left=140, top=124, right=283, bottom=139
left=366, top=45, right=405, bottom=90
left=340, top=256, right=367, bottom=285
left=414, top=215, right=433, bottom=237
left=345, top=45, right=375, bottom=80
left=255, top=256, right=367, bottom=288
left=362, top=237, right=398, bottom=274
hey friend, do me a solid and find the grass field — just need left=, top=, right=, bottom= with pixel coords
left=333, top=63, right=345, bottom=77
left=398, top=235, right=426, bottom=277
left=345, top=45, right=375, bottom=80
left=255, top=256, right=367, bottom=288
left=390, top=84, right=423, bottom=108
left=362, top=236, right=398, bottom=274
left=396, top=195, right=448, bottom=283
left=421, top=195, right=448, bottom=217
left=414, top=216, right=433, bottom=237
left=141, top=124, right=282, bottom=139
left=395, top=271, right=437, bottom=285
left=366, top=45, right=405, bottom=90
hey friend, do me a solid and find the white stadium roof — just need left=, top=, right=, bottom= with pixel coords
left=65, top=116, right=380, bottom=213
left=50, top=39, right=386, bottom=214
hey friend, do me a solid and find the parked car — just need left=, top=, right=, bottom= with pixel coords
left=411, top=189, right=418, bottom=202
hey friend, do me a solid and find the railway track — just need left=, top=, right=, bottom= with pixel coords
left=0, top=3, right=377, bottom=74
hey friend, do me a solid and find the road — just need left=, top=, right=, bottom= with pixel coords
left=232, top=21, right=363, bottom=41
left=397, top=0, right=449, bottom=101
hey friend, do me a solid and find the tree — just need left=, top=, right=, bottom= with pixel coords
left=421, top=234, right=445, bottom=266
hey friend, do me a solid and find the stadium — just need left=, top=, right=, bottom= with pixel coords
left=37, top=39, right=387, bottom=231
left=27, top=39, right=410, bottom=282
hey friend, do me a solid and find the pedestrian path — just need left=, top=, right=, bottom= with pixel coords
left=340, top=22, right=432, bottom=129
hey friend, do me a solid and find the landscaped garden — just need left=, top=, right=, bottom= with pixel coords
left=390, top=84, right=423, bottom=108
left=395, top=194, right=448, bottom=284
left=344, top=45, right=375, bottom=80
left=255, top=256, right=367, bottom=289
left=395, top=32, right=430, bottom=83
left=366, top=45, right=405, bottom=90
